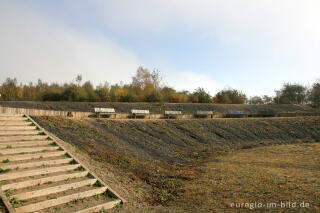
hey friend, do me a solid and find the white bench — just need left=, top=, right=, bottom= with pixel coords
left=131, top=109, right=150, bottom=118
left=94, top=108, right=116, bottom=118
left=164, top=111, right=182, bottom=118
left=196, top=111, right=214, bottom=118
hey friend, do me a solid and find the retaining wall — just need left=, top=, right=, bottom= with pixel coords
left=0, top=107, right=90, bottom=118
left=0, top=106, right=319, bottom=119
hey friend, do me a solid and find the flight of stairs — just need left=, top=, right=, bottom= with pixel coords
left=0, top=113, right=124, bottom=213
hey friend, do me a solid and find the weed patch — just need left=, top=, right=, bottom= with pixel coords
left=2, top=159, right=9, bottom=163
left=0, top=167, right=10, bottom=173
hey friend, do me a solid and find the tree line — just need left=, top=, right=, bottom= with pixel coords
left=0, top=67, right=319, bottom=107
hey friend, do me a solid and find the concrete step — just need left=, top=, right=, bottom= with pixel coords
left=0, top=121, right=31, bottom=126
left=14, top=187, right=108, bottom=213
left=0, top=140, right=52, bottom=148
left=75, top=199, right=122, bottom=213
left=0, top=164, right=81, bottom=181
left=0, top=145, right=60, bottom=155
left=0, top=126, right=37, bottom=131
left=0, top=135, right=48, bottom=142
left=0, top=150, right=66, bottom=162
left=0, top=114, right=23, bottom=117
left=14, top=178, right=97, bottom=200
left=0, top=117, right=27, bottom=121
left=0, top=130, right=41, bottom=136
left=0, top=158, right=72, bottom=170
left=1, top=171, right=88, bottom=191
left=0, top=114, right=124, bottom=212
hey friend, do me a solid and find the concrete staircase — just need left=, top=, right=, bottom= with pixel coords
left=0, top=113, right=125, bottom=213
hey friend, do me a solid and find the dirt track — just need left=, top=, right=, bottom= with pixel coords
left=2, top=101, right=319, bottom=114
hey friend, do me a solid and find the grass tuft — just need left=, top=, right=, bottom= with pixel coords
left=2, top=159, right=9, bottom=163
left=0, top=167, right=10, bottom=173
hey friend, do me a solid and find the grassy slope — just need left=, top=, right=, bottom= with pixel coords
left=32, top=116, right=320, bottom=212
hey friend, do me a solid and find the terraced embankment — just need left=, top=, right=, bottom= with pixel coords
left=34, top=116, right=320, bottom=163
left=0, top=114, right=124, bottom=213
left=33, top=116, right=320, bottom=212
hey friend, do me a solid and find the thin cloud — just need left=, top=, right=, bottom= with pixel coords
left=0, top=1, right=319, bottom=96
left=92, top=0, right=320, bottom=95
left=0, top=2, right=141, bottom=85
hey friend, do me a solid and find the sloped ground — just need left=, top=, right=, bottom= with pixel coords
left=34, top=117, right=320, bottom=164
left=1, top=101, right=319, bottom=114
left=31, top=116, right=320, bottom=212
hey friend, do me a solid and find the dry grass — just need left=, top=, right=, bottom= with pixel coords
left=177, top=143, right=320, bottom=212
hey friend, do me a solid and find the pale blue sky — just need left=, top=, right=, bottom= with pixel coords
left=0, top=0, right=319, bottom=96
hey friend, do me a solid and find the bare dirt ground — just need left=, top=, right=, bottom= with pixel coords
left=1, top=101, right=319, bottom=114
left=27, top=116, right=320, bottom=212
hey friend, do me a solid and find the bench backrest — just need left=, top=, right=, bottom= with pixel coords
left=164, top=111, right=182, bottom=115
left=131, top=109, right=150, bottom=114
left=94, top=108, right=115, bottom=113
left=197, top=111, right=213, bottom=115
